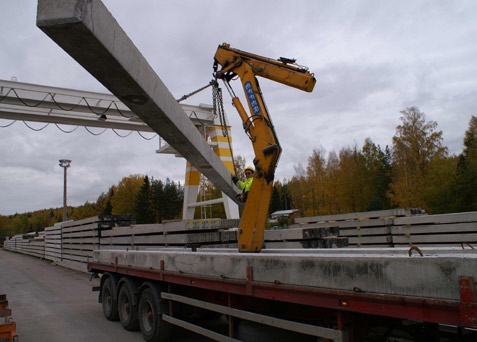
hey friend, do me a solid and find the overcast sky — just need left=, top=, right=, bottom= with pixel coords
left=1, top=1, right=476, bottom=216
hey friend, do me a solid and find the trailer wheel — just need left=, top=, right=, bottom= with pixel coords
left=138, top=287, right=173, bottom=342
left=118, top=281, right=139, bottom=331
left=101, top=276, right=119, bottom=321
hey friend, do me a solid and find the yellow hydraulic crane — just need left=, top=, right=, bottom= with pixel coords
left=213, top=43, right=316, bottom=252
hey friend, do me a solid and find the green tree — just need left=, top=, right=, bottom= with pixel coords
left=268, top=181, right=292, bottom=215
left=281, top=183, right=292, bottom=211
left=455, top=116, right=477, bottom=211
left=134, top=176, right=155, bottom=224
left=0, top=215, right=14, bottom=241
left=29, top=209, right=53, bottom=231
left=152, top=178, right=184, bottom=222
left=152, top=179, right=165, bottom=222
left=270, top=182, right=282, bottom=214
left=336, top=146, right=367, bottom=213
left=70, top=202, right=100, bottom=220
left=361, top=139, right=392, bottom=210
left=95, top=187, right=115, bottom=215
left=163, top=179, right=184, bottom=221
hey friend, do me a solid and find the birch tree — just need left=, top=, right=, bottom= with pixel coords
left=388, top=107, right=447, bottom=210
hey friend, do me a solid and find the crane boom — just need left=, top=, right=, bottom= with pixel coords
left=214, top=43, right=316, bottom=92
left=214, top=43, right=316, bottom=252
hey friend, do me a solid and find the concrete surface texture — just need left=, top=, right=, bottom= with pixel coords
left=93, top=246, right=477, bottom=301
left=0, top=249, right=143, bottom=342
left=0, top=249, right=223, bottom=341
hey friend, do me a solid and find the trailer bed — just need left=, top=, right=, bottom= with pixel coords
left=89, top=246, right=477, bottom=329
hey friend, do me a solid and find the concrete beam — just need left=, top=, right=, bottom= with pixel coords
left=93, top=247, right=477, bottom=301
left=36, top=0, right=240, bottom=203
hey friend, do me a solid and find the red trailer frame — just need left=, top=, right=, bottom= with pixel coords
left=88, top=260, right=477, bottom=341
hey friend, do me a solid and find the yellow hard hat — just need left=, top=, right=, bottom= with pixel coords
left=244, top=166, right=254, bottom=173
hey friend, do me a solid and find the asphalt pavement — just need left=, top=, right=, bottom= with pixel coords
left=0, top=248, right=221, bottom=342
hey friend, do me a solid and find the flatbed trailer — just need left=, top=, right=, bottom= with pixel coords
left=88, top=247, right=477, bottom=341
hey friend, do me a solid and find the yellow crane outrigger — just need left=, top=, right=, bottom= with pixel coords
left=213, top=43, right=316, bottom=252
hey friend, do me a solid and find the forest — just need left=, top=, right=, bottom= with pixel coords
left=1, top=107, right=476, bottom=240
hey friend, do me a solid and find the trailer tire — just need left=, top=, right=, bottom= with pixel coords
left=101, top=276, right=119, bottom=321
left=138, top=286, right=173, bottom=342
left=118, top=280, right=139, bottom=331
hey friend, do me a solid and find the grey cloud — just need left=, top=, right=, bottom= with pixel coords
left=1, top=0, right=477, bottom=214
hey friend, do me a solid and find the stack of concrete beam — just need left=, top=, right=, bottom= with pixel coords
left=6, top=232, right=46, bottom=258
left=100, top=219, right=240, bottom=250
left=291, top=209, right=477, bottom=249
left=44, top=222, right=62, bottom=263
left=6, top=209, right=477, bottom=274
left=264, top=225, right=348, bottom=249
left=2, top=236, right=15, bottom=250
left=99, top=218, right=347, bottom=250
left=292, top=209, right=425, bottom=247
left=59, top=215, right=135, bottom=271
left=392, top=211, right=477, bottom=247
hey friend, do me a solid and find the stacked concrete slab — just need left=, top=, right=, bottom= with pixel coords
left=265, top=225, right=348, bottom=249
left=392, top=211, right=477, bottom=247
left=4, top=215, right=135, bottom=272
left=44, top=222, right=62, bottom=263
left=99, top=218, right=346, bottom=250
left=100, top=219, right=240, bottom=250
left=293, top=209, right=419, bottom=247
left=59, top=215, right=135, bottom=271
left=4, top=232, right=45, bottom=259
left=5, top=209, right=477, bottom=273
left=291, top=209, right=477, bottom=248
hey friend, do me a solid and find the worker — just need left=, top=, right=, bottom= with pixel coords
left=232, top=166, right=254, bottom=201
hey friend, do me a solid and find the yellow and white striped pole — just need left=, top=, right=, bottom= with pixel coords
left=182, top=124, right=239, bottom=219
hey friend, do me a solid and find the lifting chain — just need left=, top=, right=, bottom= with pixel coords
left=176, top=79, right=237, bottom=175
left=213, top=80, right=237, bottom=175
left=212, top=82, right=228, bottom=136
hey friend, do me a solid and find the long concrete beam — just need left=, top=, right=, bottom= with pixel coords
left=36, top=0, right=240, bottom=203
left=93, top=247, right=477, bottom=302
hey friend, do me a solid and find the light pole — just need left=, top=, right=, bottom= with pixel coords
left=59, top=159, right=71, bottom=221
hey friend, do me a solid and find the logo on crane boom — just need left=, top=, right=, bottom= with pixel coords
left=244, top=81, right=260, bottom=115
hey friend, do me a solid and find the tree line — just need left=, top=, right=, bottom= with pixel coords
left=1, top=106, right=476, bottom=240
left=0, top=175, right=184, bottom=240
left=272, top=107, right=476, bottom=217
